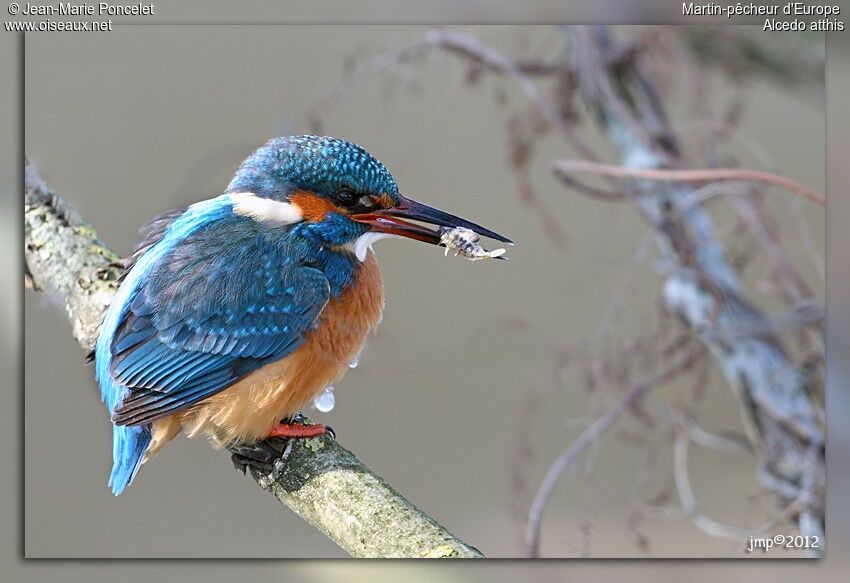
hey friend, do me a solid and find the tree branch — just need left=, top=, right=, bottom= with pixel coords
left=553, top=159, right=825, bottom=206
left=23, top=161, right=483, bottom=559
left=563, top=25, right=824, bottom=551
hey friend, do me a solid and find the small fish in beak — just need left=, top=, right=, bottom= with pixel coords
left=439, top=227, right=507, bottom=261
left=351, top=194, right=512, bottom=258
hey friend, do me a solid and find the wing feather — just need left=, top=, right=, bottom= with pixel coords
left=109, top=216, right=330, bottom=427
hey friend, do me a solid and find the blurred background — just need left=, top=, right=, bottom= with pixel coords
left=22, top=25, right=824, bottom=559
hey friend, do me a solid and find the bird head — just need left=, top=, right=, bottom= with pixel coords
left=226, top=136, right=511, bottom=260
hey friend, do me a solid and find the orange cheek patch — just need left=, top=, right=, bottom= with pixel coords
left=290, top=190, right=338, bottom=222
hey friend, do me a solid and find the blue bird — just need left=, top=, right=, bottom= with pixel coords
left=92, top=135, right=511, bottom=494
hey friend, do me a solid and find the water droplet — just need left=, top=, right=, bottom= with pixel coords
left=312, top=386, right=335, bottom=413
left=349, top=343, right=366, bottom=369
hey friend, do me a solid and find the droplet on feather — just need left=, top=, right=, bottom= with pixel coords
left=313, top=386, right=335, bottom=413
left=350, top=342, right=367, bottom=368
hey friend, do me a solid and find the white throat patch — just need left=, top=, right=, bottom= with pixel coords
left=349, top=232, right=395, bottom=262
left=230, top=192, right=303, bottom=225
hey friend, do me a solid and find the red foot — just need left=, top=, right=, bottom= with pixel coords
left=267, top=422, right=328, bottom=439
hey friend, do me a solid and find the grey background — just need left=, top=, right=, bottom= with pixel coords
left=22, top=25, right=823, bottom=558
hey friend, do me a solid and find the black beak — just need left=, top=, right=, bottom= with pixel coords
left=351, top=195, right=513, bottom=246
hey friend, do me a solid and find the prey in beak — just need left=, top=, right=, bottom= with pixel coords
left=351, top=195, right=512, bottom=260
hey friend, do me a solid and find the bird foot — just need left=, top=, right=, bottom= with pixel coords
left=230, top=440, right=286, bottom=476
left=230, top=413, right=335, bottom=478
left=268, top=412, right=335, bottom=440
left=267, top=421, right=332, bottom=439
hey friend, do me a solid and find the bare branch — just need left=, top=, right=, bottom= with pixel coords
left=676, top=411, right=754, bottom=456
left=672, top=420, right=815, bottom=549
left=526, top=343, right=706, bottom=557
left=672, top=428, right=758, bottom=540
left=553, top=159, right=825, bottom=206
left=421, top=28, right=600, bottom=161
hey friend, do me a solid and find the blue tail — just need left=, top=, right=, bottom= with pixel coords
left=95, top=198, right=233, bottom=494
left=96, top=264, right=153, bottom=495
left=109, top=424, right=151, bottom=495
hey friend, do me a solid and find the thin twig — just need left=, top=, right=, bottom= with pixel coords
left=673, top=417, right=815, bottom=547
left=677, top=412, right=754, bottom=456
left=423, top=28, right=600, bottom=161
left=554, top=159, right=825, bottom=206
left=673, top=427, right=765, bottom=541
left=554, top=172, right=626, bottom=202
left=525, top=343, right=706, bottom=557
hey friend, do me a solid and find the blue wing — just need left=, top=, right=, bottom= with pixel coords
left=107, top=211, right=330, bottom=427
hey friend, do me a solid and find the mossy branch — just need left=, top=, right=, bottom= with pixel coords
left=23, top=161, right=483, bottom=559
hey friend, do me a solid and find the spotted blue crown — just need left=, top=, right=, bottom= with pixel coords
left=226, top=135, right=401, bottom=201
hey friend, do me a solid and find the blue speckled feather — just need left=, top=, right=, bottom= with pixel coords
left=96, top=196, right=233, bottom=494
left=109, top=207, right=332, bottom=426
left=227, top=135, right=399, bottom=200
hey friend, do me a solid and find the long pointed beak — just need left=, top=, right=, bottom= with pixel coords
left=351, top=195, right=513, bottom=246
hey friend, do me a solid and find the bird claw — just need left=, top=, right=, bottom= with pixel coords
left=270, top=440, right=294, bottom=480
left=230, top=440, right=284, bottom=476
left=230, top=413, right=336, bottom=480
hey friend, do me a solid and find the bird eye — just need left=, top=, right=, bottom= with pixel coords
left=337, top=188, right=356, bottom=206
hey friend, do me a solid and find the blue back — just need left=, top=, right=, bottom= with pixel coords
left=96, top=196, right=342, bottom=494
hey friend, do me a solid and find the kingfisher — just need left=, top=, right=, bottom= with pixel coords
left=92, top=135, right=511, bottom=494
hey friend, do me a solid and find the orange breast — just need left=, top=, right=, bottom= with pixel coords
left=145, top=252, right=385, bottom=458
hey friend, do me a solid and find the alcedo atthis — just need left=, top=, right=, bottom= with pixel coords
left=92, top=135, right=511, bottom=494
